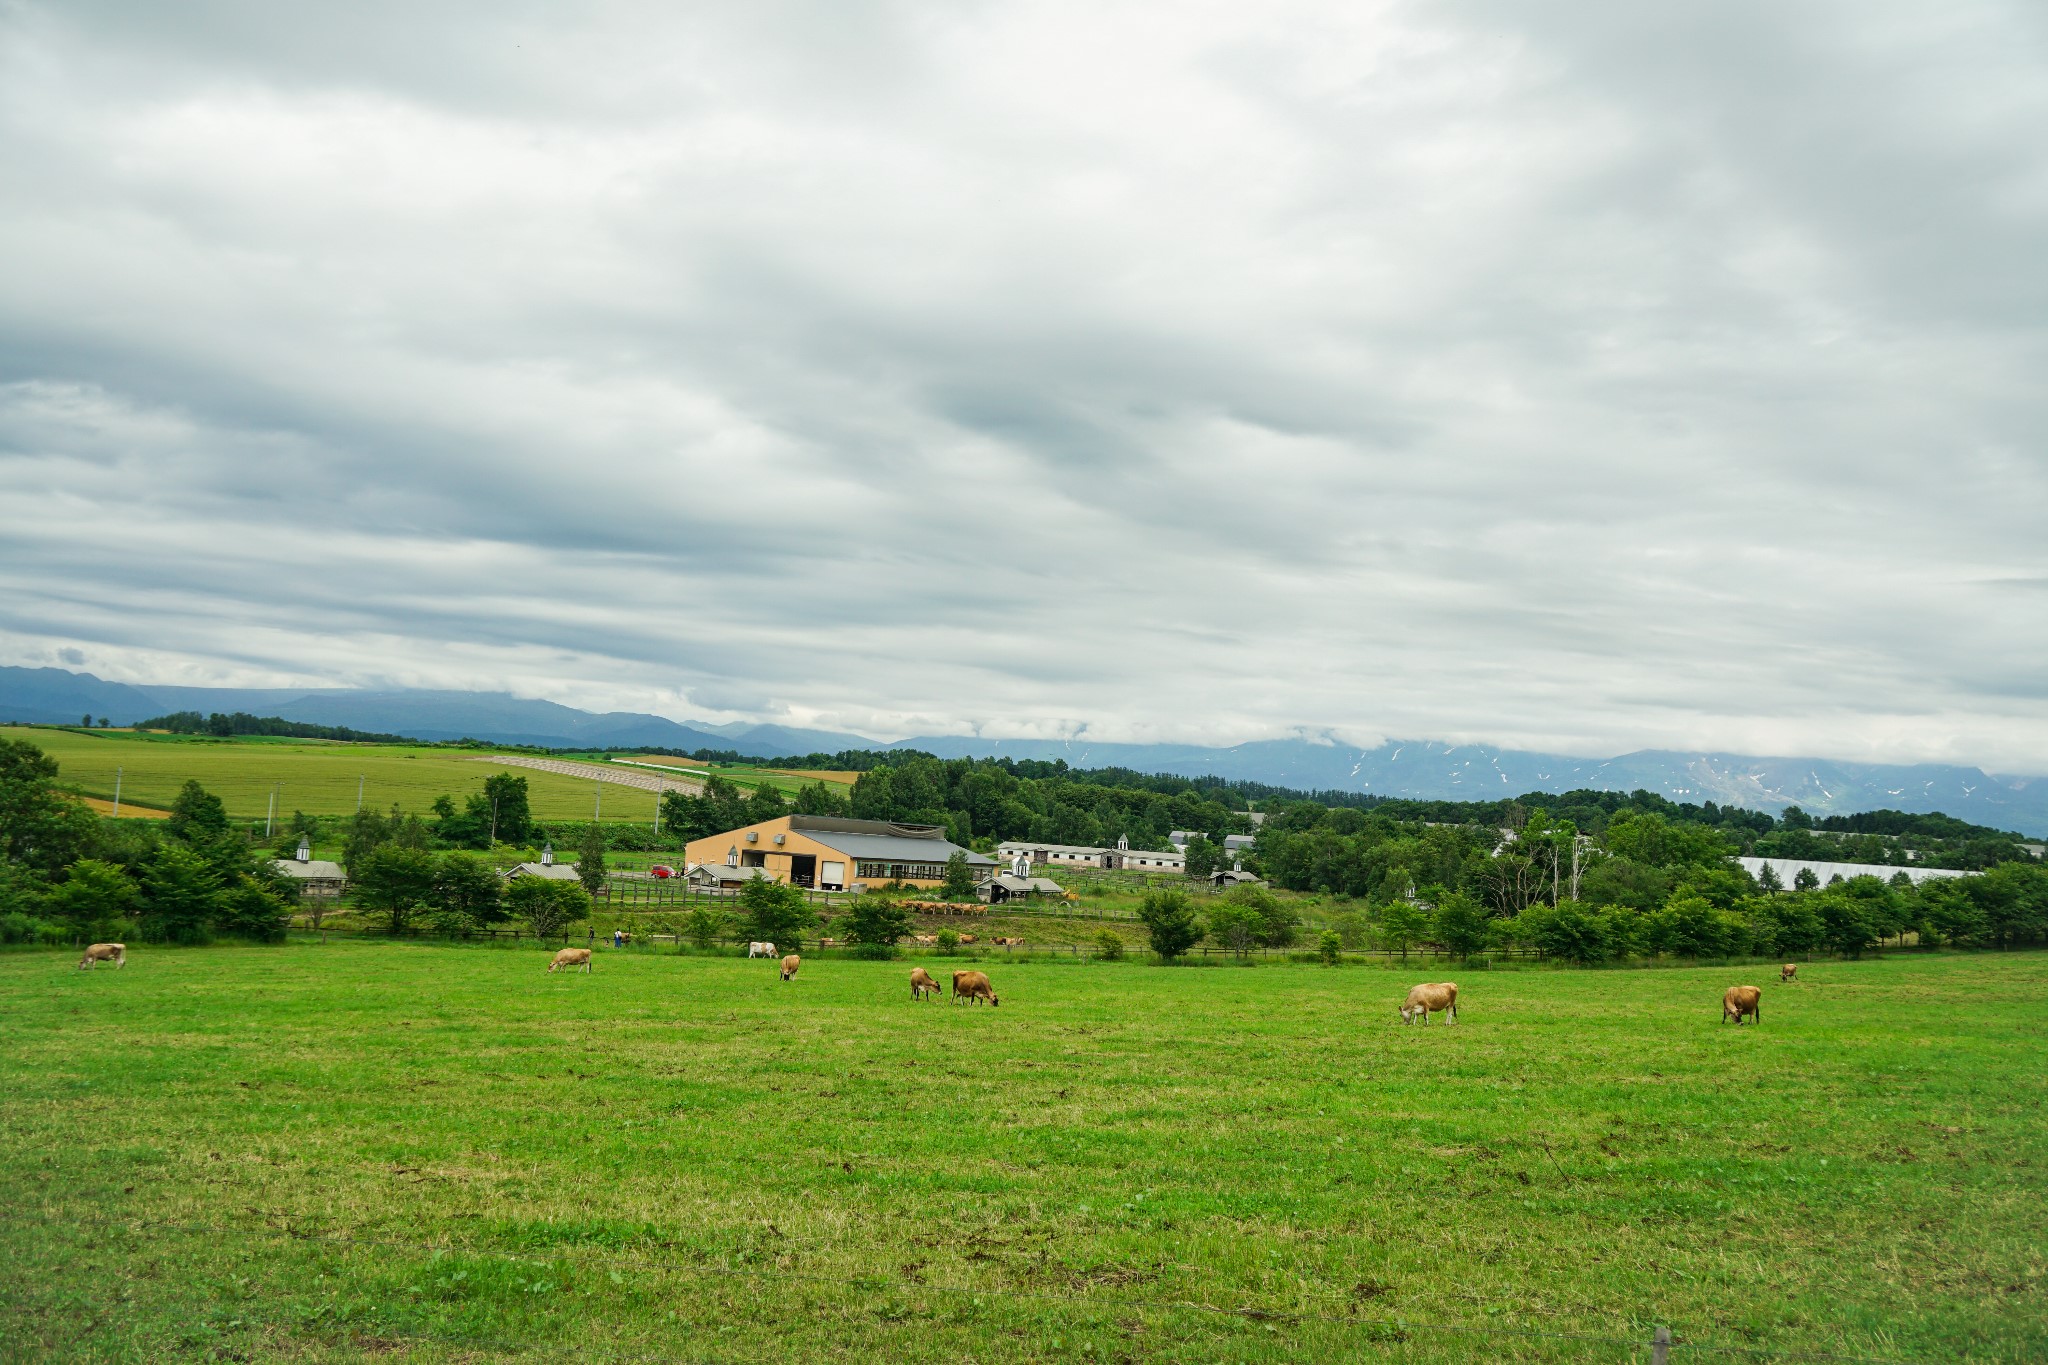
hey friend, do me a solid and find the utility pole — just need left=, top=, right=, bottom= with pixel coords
left=654, top=781, right=662, bottom=832
left=266, top=784, right=276, bottom=837
left=594, top=781, right=601, bottom=822
left=356, top=775, right=365, bottom=814
left=112, top=766, right=123, bottom=818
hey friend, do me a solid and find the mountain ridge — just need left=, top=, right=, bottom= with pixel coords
left=4, top=666, right=2043, bottom=834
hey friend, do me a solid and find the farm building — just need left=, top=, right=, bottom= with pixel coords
left=1211, top=867, right=1266, bottom=890
left=996, top=834, right=1185, bottom=872
left=505, top=843, right=581, bottom=882
left=1168, top=831, right=1257, bottom=856
left=269, top=837, right=346, bottom=895
left=684, top=863, right=774, bottom=891
left=981, top=873, right=1067, bottom=905
left=1737, top=856, right=1977, bottom=888
left=683, top=814, right=994, bottom=892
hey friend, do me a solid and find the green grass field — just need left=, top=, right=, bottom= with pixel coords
left=10, top=727, right=671, bottom=824
left=3, top=948, right=2042, bottom=1364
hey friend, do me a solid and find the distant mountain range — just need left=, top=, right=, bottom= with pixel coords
left=6, top=666, right=2045, bottom=834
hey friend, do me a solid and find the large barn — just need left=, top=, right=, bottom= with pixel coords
left=683, top=814, right=994, bottom=893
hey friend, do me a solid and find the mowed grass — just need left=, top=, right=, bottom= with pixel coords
left=2, top=949, right=2043, bottom=1365
left=12, top=727, right=653, bottom=822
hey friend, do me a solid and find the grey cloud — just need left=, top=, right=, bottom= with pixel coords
left=1, top=0, right=2044, bottom=771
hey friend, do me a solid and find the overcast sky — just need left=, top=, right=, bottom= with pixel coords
left=2, top=1, right=2044, bottom=769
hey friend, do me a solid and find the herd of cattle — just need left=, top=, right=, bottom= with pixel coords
left=77, top=939, right=1794, bottom=1023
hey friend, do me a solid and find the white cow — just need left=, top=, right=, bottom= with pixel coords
left=747, top=941, right=777, bottom=958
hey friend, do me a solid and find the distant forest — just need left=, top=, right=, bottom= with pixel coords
left=135, top=711, right=412, bottom=745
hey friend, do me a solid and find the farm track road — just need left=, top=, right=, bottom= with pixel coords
left=469, top=754, right=705, bottom=796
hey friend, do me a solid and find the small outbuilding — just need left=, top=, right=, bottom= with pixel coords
left=270, top=837, right=346, bottom=895
left=981, top=873, right=1066, bottom=905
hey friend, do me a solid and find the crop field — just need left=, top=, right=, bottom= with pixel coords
left=12, top=727, right=679, bottom=823
left=3, top=947, right=2042, bottom=1364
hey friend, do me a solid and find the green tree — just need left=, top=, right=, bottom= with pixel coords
left=212, top=877, right=291, bottom=942
left=1138, top=889, right=1202, bottom=962
left=482, top=773, right=533, bottom=844
left=683, top=903, right=729, bottom=950
left=1430, top=890, right=1491, bottom=959
left=1644, top=893, right=1736, bottom=958
left=45, top=858, right=138, bottom=935
left=507, top=877, right=590, bottom=938
left=745, top=782, right=788, bottom=823
left=1093, top=931, right=1125, bottom=961
left=941, top=850, right=978, bottom=901
left=351, top=845, right=438, bottom=934
left=165, top=780, right=230, bottom=843
left=139, top=842, right=222, bottom=943
left=1205, top=899, right=1264, bottom=958
left=1317, top=929, right=1342, bottom=965
left=578, top=825, right=608, bottom=897
left=1183, top=835, right=1223, bottom=880
left=794, top=781, right=849, bottom=816
left=1218, top=883, right=1298, bottom=947
left=1815, top=891, right=1876, bottom=958
left=1794, top=867, right=1820, bottom=892
left=431, top=853, right=505, bottom=929
left=738, top=874, right=818, bottom=952
left=842, top=895, right=913, bottom=958
left=1374, top=899, right=1429, bottom=960
left=0, top=738, right=97, bottom=877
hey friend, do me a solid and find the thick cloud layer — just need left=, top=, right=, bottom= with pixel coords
left=2, top=1, right=2044, bottom=769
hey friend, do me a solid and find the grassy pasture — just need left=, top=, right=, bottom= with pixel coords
left=3, top=947, right=2043, bottom=1363
left=12, top=727, right=671, bottom=823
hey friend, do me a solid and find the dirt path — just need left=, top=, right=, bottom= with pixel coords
left=468, top=754, right=705, bottom=796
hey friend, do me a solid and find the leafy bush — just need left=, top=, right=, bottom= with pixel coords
left=1093, top=931, right=1125, bottom=961
left=1138, top=890, right=1201, bottom=962
left=843, top=896, right=913, bottom=958
left=935, top=929, right=959, bottom=954
left=1316, top=930, right=1342, bottom=966
left=506, top=878, right=590, bottom=938
left=738, top=876, right=818, bottom=953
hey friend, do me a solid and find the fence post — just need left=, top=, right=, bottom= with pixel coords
left=1650, top=1325, right=1671, bottom=1365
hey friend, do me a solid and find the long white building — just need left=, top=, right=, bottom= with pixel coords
left=997, top=833, right=1185, bottom=873
left=1738, top=856, right=1976, bottom=888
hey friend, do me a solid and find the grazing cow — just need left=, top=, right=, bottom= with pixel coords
left=909, top=966, right=942, bottom=1001
left=952, top=970, right=998, bottom=1006
left=911, top=934, right=938, bottom=946
left=747, top=942, right=777, bottom=959
left=956, top=934, right=977, bottom=945
left=548, top=947, right=593, bottom=974
left=992, top=937, right=1025, bottom=947
left=78, top=943, right=125, bottom=970
left=1722, top=985, right=1762, bottom=1025
left=1399, top=981, right=1459, bottom=1025
left=1780, top=963, right=1797, bottom=982
left=780, top=954, right=801, bottom=981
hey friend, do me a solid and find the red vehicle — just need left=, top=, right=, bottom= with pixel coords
left=650, top=864, right=676, bottom=879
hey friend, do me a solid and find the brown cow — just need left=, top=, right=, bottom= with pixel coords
left=952, top=970, right=998, bottom=1006
left=1722, top=985, right=1762, bottom=1024
left=781, top=954, right=801, bottom=982
left=1780, top=963, right=1798, bottom=982
left=548, top=947, right=593, bottom=974
left=1399, top=981, right=1458, bottom=1025
left=909, top=966, right=942, bottom=1001
left=78, top=943, right=126, bottom=970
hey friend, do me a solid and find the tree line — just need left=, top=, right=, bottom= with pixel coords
left=1246, top=796, right=2048, bottom=960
